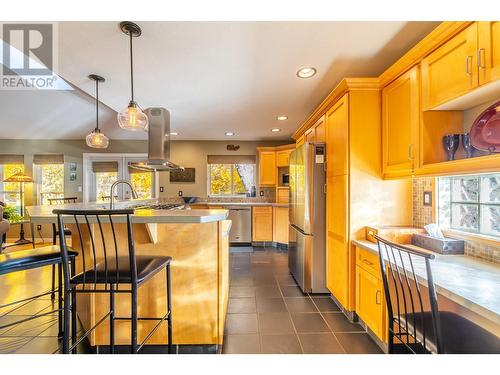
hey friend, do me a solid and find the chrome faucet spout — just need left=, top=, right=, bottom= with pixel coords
left=110, top=179, right=139, bottom=209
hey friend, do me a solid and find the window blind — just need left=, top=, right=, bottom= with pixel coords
left=0, top=154, right=24, bottom=164
left=92, top=161, right=119, bottom=173
left=33, top=154, right=64, bottom=165
left=207, top=155, right=256, bottom=164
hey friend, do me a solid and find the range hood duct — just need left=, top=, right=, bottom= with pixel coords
left=128, top=107, right=184, bottom=172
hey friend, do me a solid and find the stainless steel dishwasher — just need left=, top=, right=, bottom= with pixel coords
left=226, top=206, right=251, bottom=244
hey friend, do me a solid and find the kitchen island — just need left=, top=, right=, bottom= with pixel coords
left=26, top=201, right=231, bottom=351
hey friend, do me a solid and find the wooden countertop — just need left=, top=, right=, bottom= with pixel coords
left=352, top=239, right=500, bottom=326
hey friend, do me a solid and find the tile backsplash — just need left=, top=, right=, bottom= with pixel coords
left=413, top=177, right=500, bottom=264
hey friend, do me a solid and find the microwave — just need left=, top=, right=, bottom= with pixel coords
left=282, top=173, right=289, bottom=186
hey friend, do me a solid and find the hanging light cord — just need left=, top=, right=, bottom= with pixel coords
left=95, top=78, right=99, bottom=130
left=129, top=31, right=134, bottom=103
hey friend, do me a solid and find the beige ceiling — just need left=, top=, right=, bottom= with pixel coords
left=0, top=21, right=439, bottom=141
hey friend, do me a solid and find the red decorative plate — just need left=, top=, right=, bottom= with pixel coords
left=470, top=100, right=500, bottom=153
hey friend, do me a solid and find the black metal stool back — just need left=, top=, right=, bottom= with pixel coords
left=54, top=208, right=137, bottom=291
left=374, top=235, right=443, bottom=354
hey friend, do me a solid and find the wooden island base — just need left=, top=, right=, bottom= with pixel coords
left=70, top=220, right=231, bottom=348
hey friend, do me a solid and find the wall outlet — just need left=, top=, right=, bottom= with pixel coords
left=77, top=186, right=82, bottom=193
left=160, top=186, right=164, bottom=193
left=36, top=225, right=42, bottom=231
left=178, top=191, right=183, bottom=197
left=259, top=190, right=264, bottom=197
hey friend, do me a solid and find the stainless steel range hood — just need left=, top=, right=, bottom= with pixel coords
left=128, top=107, right=184, bottom=172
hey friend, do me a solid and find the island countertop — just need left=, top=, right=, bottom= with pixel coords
left=26, top=201, right=229, bottom=224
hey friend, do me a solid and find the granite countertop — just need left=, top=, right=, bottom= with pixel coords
left=26, top=201, right=228, bottom=224
left=194, top=201, right=289, bottom=207
left=352, top=239, right=500, bottom=326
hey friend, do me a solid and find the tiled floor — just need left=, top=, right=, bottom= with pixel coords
left=0, top=245, right=383, bottom=354
left=223, top=247, right=383, bottom=354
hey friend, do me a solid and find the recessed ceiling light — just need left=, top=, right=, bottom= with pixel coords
left=225, top=132, right=235, bottom=136
left=296, top=67, right=317, bottom=79
left=170, top=132, right=179, bottom=136
left=271, top=128, right=281, bottom=132
left=276, top=115, right=288, bottom=121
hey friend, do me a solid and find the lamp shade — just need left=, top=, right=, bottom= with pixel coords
left=3, top=172, right=33, bottom=183
left=86, top=128, right=109, bottom=148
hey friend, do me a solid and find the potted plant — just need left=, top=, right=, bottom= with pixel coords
left=2, top=204, right=22, bottom=222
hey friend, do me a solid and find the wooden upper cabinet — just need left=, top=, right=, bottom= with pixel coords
left=304, top=128, right=315, bottom=143
left=421, top=23, right=478, bottom=110
left=258, top=150, right=276, bottom=186
left=296, top=135, right=305, bottom=147
left=276, top=149, right=292, bottom=167
left=325, top=94, right=349, bottom=177
left=382, top=66, right=420, bottom=176
left=314, top=116, right=326, bottom=142
left=478, top=21, right=500, bottom=85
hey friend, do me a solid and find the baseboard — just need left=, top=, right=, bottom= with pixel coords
left=356, top=315, right=389, bottom=353
left=94, top=344, right=218, bottom=354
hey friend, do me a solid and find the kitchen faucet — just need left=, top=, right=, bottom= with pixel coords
left=110, top=180, right=139, bottom=209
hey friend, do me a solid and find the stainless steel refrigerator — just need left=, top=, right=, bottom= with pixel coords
left=288, top=142, right=328, bottom=293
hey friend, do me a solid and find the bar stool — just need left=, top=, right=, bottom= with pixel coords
left=0, top=246, right=77, bottom=345
left=375, top=235, right=500, bottom=354
left=48, top=197, right=77, bottom=300
left=54, top=208, right=173, bottom=354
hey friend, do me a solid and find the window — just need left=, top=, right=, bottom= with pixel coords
left=96, top=171, right=118, bottom=202
left=208, top=163, right=255, bottom=196
left=438, top=174, right=500, bottom=238
left=130, top=171, right=154, bottom=199
left=0, top=164, right=24, bottom=213
left=37, top=164, right=64, bottom=205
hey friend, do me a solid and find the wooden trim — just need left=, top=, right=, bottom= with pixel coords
left=292, top=78, right=380, bottom=140
left=256, top=144, right=295, bottom=152
left=443, top=229, right=500, bottom=248
left=379, top=21, right=473, bottom=86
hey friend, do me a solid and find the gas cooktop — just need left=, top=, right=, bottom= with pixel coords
left=132, top=203, right=183, bottom=210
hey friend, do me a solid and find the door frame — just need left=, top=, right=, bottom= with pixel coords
left=82, top=153, right=159, bottom=203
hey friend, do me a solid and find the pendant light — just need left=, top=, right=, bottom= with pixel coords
left=117, top=21, right=148, bottom=131
left=86, top=74, right=109, bottom=148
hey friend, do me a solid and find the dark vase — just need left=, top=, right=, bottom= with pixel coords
left=461, top=133, right=476, bottom=158
left=443, top=134, right=460, bottom=161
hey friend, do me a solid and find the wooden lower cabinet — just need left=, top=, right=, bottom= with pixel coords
left=276, top=187, right=289, bottom=203
left=355, top=247, right=387, bottom=342
left=273, top=206, right=289, bottom=244
left=252, top=206, right=273, bottom=241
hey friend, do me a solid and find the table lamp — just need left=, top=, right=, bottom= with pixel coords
left=3, top=171, right=33, bottom=245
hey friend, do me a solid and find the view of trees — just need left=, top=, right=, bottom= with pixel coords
left=131, top=172, right=153, bottom=199
left=1, top=164, right=24, bottom=212
left=96, top=172, right=118, bottom=202
left=40, top=164, right=64, bottom=205
left=209, top=163, right=253, bottom=196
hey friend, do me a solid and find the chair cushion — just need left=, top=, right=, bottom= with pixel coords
left=402, top=311, right=500, bottom=354
left=71, top=255, right=171, bottom=285
left=0, top=245, right=78, bottom=275
left=0, top=219, right=10, bottom=235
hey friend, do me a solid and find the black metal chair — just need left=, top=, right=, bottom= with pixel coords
left=375, top=235, right=500, bottom=354
left=0, top=246, right=77, bottom=345
left=54, top=208, right=173, bottom=354
left=47, top=197, right=77, bottom=300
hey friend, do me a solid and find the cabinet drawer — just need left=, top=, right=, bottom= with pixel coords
left=356, top=246, right=381, bottom=276
left=253, top=206, right=272, bottom=214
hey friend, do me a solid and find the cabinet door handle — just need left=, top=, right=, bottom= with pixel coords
left=407, top=144, right=414, bottom=161
left=478, top=48, right=486, bottom=69
left=466, top=55, right=473, bottom=76
left=362, top=259, right=373, bottom=266
left=376, top=290, right=382, bottom=305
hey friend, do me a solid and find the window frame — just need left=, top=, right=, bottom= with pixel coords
left=437, top=173, right=500, bottom=242
left=35, top=163, right=65, bottom=205
left=0, top=163, right=25, bottom=211
left=207, top=163, right=255, bottom=198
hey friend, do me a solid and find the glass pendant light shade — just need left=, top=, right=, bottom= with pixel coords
left=117, top=101, right=148, bottom=131
left=86, top=128, right=109, bottom=148
left=87, top=74, right=109, bottom=149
